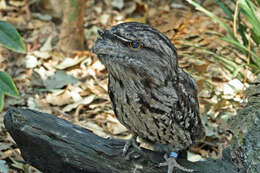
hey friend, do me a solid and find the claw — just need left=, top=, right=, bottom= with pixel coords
left=159, top=153, right=194, bottom=173
left=122, top=134, right=141, bottom=157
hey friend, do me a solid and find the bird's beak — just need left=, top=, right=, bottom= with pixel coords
left=93, top=29, right=105, bottom=54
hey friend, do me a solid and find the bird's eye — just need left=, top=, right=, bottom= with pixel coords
left=129, top=41, right=142, bottom=49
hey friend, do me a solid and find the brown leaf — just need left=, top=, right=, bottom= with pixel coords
left=45, top=90, right=73, bottom=106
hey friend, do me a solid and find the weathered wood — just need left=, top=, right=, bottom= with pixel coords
left=3, top=76, right=260, bottom=173
left=3, top=108, right=165, bottom=173
left=3, top=108, right=237, bottom=173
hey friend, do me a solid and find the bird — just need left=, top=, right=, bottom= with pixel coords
left=93, top=22, right=205, bottom=173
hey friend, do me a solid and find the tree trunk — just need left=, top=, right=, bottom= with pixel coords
left=40, top=0, right=63, bottom=18
left=58, top=0, right=85, bottom=54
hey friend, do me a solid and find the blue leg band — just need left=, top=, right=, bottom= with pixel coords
left=170, top=152, right=178, bottom=158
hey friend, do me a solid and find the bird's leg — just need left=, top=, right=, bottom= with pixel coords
left=159, top=152, right=194, bottom=173
left=153, top=143, right=193, bottom=173
left=122, top=134, right=142, bottom=157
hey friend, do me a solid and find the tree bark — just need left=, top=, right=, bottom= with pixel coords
left=227, top=75, right=260, bottom=173
left=3, top=75, right=260, bottom=173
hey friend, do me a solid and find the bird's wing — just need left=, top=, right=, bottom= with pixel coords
left=173, top=69, right=204, bottom=142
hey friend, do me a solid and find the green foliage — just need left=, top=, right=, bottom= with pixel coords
left=0, top=21, right=26, bottom=53
left=0, top=72, right=20, bottom=112
left=215, top=0, right=233, bottom=20
left=237, top=1, right=260, bottom=45
left=186, top=0, right=260, bottom=75
left=0, top=21, right=24, bottom=111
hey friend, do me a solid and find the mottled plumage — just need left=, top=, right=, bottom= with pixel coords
left=93, top=22, right=205, bottom=172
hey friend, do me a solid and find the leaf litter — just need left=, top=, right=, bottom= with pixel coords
left=0, top=0, right=256, bottom=172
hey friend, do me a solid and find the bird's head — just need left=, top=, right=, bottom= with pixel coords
left=93, top=22, right=178, bottom=82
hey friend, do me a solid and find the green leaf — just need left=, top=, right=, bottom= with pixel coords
left=232, top=64, right=245, bottom=78
left=0, top=71, right=20, bottom=97
left=237, top=15, right=249, bottom=47
left=221, top=37, right=260, bottom=68
left=257, top=0, right=260, bottom=6
left=215, top=0, right=233, bottom=20
left=0, top=89, right=4, bottom=112
left=238, top=0, right=260, bottom=35
left=247, top=63, right=260, bottom=74
left=178, top=40, right=242, bottom=75
left=185, top=0, right=236, bottom=40
left=0, top=21, right=26, bottom=53
left=251, top=28, right=260, bottom=45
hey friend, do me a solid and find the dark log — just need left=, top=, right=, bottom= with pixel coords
left=3, top=76, right=260, bottom=173
left=3, top=108, right=236, bottom=173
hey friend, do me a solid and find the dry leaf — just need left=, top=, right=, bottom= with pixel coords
left=56, top=56, right=86, bottom=70
left=106, top=115, right=128, bottom=135
left=62, top=95, right=95, bottom=112
left=45, top=90, right=73, bottom=106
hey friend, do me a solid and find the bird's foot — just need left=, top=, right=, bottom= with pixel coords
left=122, top=135, right=142, bottom=159
left=159, top=153, right=193, bottom=173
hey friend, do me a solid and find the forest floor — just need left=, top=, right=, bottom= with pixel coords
left=0, top=0, right=256, bottom=172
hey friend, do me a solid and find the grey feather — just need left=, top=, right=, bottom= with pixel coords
left=93, top=22, right=205, bottom=152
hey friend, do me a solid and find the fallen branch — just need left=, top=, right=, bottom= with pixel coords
left=3, top=75, right=260, bottom=173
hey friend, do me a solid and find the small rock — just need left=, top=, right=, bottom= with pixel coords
left=25, top=54, right=38, bottom=68
left=223, top=79, right=244, bottom=96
